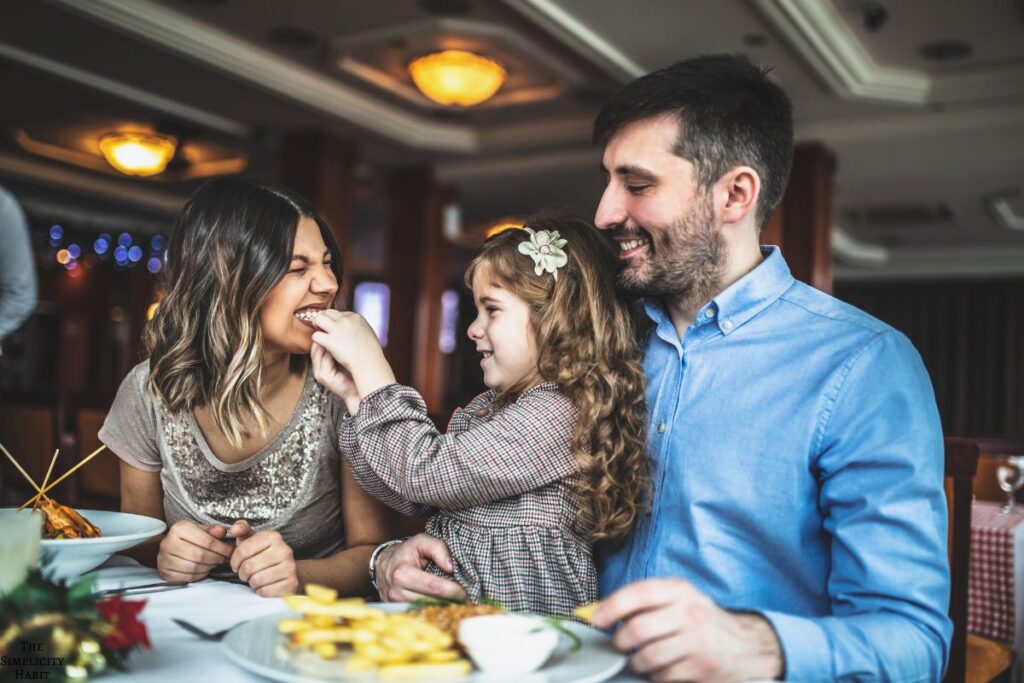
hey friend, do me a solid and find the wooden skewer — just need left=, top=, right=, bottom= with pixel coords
left=19, top=444, right=108, bottom=510
left=0, top=440, right=43, bottom=494
left=40, top=449, right=59, bottom=495
left=34, top=449, right=60, bottom=511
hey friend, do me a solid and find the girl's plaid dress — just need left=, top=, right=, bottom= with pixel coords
left=339, top=382, right=597, bottom=615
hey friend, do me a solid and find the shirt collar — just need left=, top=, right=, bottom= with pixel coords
left=642, top=246, right=795, bottom=336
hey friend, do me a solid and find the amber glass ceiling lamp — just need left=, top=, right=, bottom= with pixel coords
left=407, top=50, right=507, bottom=106
left=98, top=132, right=177, bottom=176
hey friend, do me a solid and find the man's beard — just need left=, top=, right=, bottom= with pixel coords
left=613, top=194, right=725, bottom=308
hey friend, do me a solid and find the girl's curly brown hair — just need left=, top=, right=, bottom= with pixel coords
left=465, top=212, right=649, bottom=544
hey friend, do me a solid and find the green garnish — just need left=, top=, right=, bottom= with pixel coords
left=535, top=616, right=582, bottom=652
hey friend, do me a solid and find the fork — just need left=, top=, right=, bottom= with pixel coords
left=171, top=617, right=242, bottom=641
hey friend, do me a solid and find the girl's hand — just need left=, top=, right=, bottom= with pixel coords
left=312, top=341, right=359, bottom=411
left=312, top=311, right=396, bottom=397
left=157, top=520, right=234, bottom=583
left=228, top=520, right=299, bottom=598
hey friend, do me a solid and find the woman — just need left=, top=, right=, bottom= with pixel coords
left=99, top=177, right=395, bottom=597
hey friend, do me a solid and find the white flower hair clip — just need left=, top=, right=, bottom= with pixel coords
left=517, top=227, right=568, bottom=279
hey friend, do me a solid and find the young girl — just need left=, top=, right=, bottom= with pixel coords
left=310, top=213, right=648, bottom=614
left=100, top=177, right=396, bottom=597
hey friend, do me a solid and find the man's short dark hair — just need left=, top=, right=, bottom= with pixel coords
left=593, top=54, right=794, bottom=230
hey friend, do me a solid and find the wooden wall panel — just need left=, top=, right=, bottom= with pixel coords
left=836, top=278, right=1024, bottom=440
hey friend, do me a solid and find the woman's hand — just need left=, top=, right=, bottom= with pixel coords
left=229, top=520, right=299, bottom=598
left=157, top=520, right=234, bottom=583
left=311, top=311, right=396, bottom=399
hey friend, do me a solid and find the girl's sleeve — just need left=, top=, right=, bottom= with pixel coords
left=98, top=362, right=163, bottom=472
left=338, top=383, right=579, bottom=510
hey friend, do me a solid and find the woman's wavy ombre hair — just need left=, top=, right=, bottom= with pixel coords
left=465, top=212, right=649, bottom=544
left=144, top=177, right=342, bottom=448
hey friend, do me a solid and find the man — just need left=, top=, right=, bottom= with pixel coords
left=0, top=184, right=37, bottom=354
left=372, top=55, right=950, bottom=681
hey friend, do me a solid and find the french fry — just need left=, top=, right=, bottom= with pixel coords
left=422, top=650, right=460, bottom=663
left=305, top=584, right=339, bottom=603
left=312, top=642, right=339, bottom=660
left=277, top=618, right=312, bottom=634
left=283, top=594, right=381, bottom=619
left=280, top=583, right=469, bottom=676
left=291, top=628, right=357, bottom=646
left=574, top=601, right=600, bottom=623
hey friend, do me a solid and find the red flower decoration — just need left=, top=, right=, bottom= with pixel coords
left=96, top=596, right=151, bottom=650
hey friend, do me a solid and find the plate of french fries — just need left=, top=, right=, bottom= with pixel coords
left=221, top=585, right=625, bottom=682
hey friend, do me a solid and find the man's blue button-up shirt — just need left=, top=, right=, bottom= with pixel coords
left=599, top=247, right=951, bottom=681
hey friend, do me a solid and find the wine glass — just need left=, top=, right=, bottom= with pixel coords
left=995, top=455, right=1024, bottom=514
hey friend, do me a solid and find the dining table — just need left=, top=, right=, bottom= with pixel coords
left=968, top=500, right=1024, bottom=680
left=86, top=555, right=653, bottom=683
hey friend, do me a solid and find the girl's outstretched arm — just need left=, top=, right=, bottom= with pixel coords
left=340, top=383, right=579, bottom=510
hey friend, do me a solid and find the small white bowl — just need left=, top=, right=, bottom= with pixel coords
left=458, top=614, right=559, bottom=676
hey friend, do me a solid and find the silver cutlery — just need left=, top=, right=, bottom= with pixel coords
left=93, top=581, right=189, bottom=598
left=171, top=617, right=243, bottom=641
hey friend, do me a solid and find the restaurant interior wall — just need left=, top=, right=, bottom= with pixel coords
left=835, top=278, right=1024, bottom=442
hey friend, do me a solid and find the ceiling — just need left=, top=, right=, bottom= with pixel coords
left=1, top=0, right=1023, bottom=281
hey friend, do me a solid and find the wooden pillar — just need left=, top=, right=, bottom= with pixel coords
left=762, top=142, right=835, bottom=293
left=385, top=167, right=448, bottom=410
left=280, top=131, right=355, bottom=304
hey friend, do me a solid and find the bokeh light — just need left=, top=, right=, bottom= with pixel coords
left=147, top=256, right=162, bottom=273
left=118, top=232, right=133, bottom=247
left=128, top=245, right=143, bottom=262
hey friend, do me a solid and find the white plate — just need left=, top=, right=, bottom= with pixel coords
left=1, top=508, right=167, bottom=581
left=222, top=606, right=627, bottom=683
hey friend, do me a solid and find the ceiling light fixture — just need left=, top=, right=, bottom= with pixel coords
left=98, top=132, right=177, bottom=176
left=485, top=220, right=523, bottom=237
left=408, top=50, right=507, bottom=106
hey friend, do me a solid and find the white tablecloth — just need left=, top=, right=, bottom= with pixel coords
left=89, top=556, right=649, bottom=682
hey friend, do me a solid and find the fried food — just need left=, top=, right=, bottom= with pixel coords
left=412, top=603, right=504, bottom=641
left=279, top=585, right=473, bottom=680
left=573, top=601, right=600, bottom=623
left=35, top=497, right=102, bottom=539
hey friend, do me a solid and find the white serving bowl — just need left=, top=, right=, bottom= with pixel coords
left=2, top=508, right=167, bottom=582
left=458, top=614, right=559, bottom=676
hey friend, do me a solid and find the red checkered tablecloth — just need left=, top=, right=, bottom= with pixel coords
left=968, top=501, right=1024, bottom=643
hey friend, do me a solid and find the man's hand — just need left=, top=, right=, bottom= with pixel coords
left=375, top=534, right=467, bottom=603
left=592, top=579, right=783, bottom=683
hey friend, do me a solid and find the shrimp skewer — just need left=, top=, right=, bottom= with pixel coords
left=1, top=441, right=104, bottom=539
